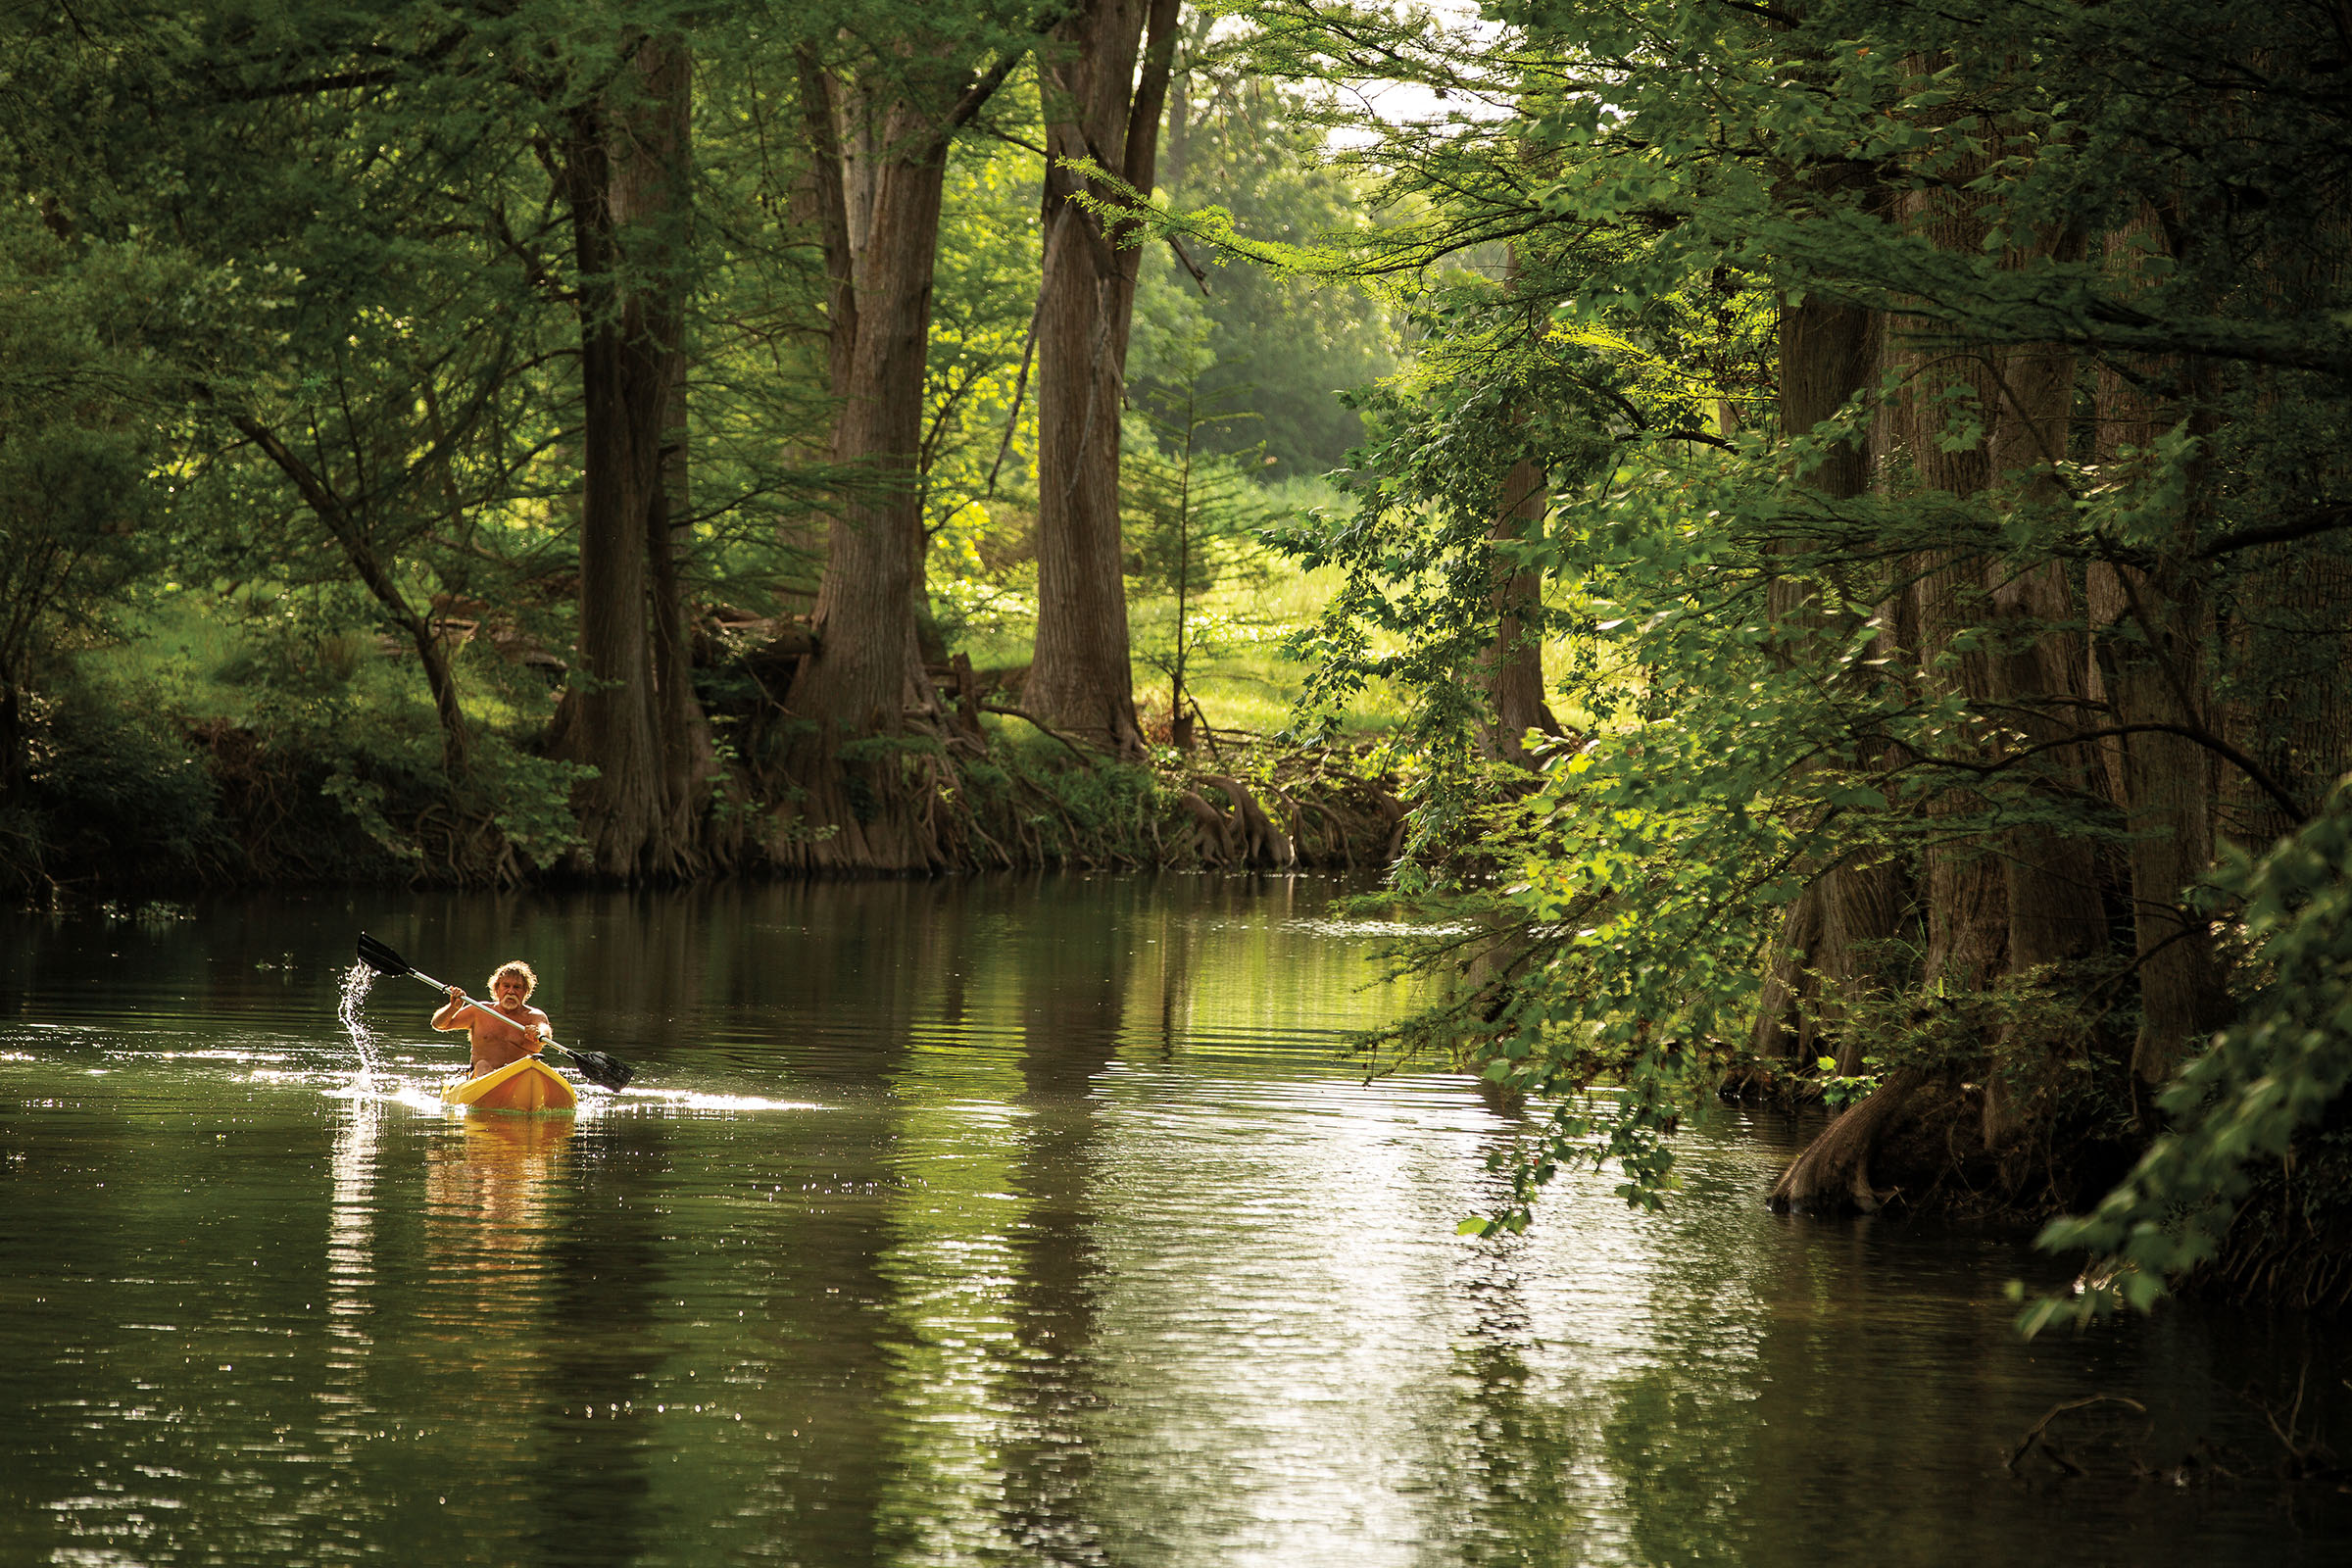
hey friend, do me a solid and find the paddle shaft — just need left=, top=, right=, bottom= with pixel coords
left=355, top=932, right=631, bottom=1090
left=398, top=967, right=558, bottom=1053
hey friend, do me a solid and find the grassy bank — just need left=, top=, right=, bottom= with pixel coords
left=7, top=546, right=1426, bottom=899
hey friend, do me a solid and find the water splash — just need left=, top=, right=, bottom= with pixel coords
left=337, top=962, right=380, bottom=1093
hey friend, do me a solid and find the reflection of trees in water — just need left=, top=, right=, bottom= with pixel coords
left=571, top=888, right=710, bottom=1051
left=1583, top=1156, right=1804, bottom=1568
left=1399, top=1131, right=1618, bottom=1568
left=1445, top=1332, right=1606, bottom=1564
left=850, top=876, right=1131, bottom=1563
left=1422, top=1110, right=1767, bottom=1566
left=1595, top=1200, right=2352, bottom=1565
left=1149, top=884, right=1197, bottom=1055
left=994, top=878, right=1130, bottom=1564
left=735, top=878, right=942, bottom=1562
left=521, top=1111, right=669, bottom=1568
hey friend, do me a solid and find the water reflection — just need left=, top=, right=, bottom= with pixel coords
left=3, top=879, right=2351, bottom=1568
left=427, top=1114, right=573, bottom=1244
left=868, top=881, right=1033, bottom=1562
left=530, top=1112, right=673, bottom=1567
left=321, top=1099, right=383, bottom=1447
left=995, top=885, right=1124, bottom=1564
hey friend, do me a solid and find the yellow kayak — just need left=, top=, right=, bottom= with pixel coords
left=441, top=1054, right=578, bottom=1113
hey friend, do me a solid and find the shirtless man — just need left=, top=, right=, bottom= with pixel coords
left=430, top=959, right=554, bottom=1078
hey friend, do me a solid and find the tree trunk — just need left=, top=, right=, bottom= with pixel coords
left=1479, top=457, right=1558, bottom=765
left=627, top=36, right=717, bottom=862
left=1769, top=146, right=2113, bottom=1199
left=1768, top=1068, right=1934, bottom=1212
left=1894, top=158, right=2010, bottom=1012
left=550, top=35, right=708, bottom=880
left=2075, top=217, right=2234, bottom=1086
left=1747, top=287, right=1894, bottom=1065
left=1985, top=330, right=2107, bottom=983
left=2087, top=557, right=2228, bottom=1087
left=1024, top=0, right=1181, bottom=756
left=1481, top=245, right=1560, bottom=767
left=782, top=129, right=949, bottom=869
left=777, top=41, right=1022, bottom=867
left=1895, top=169, right=2100, bottom=1150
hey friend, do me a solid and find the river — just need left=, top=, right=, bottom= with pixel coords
left=3, top=875, right=2347, bottom=1566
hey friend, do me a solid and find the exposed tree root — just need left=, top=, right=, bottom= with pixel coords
left=1202, top=774, right=1296, bottom=867
left=26, top=673, right=1412, bottom=896
left=980, top=702, right=1097, bottom=768
left=1768, top=1068, right=1944, bottom=1213
left=2004, top=1396, right=2152, bottom=1478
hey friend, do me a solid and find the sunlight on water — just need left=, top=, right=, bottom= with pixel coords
left=379, top=1083, right=457, bottom=1115
left=608, top=1087, right=826, bottom=1115
left=1282, top=917, right=1471, bottom=939
left=1, top=877, right=2347, bottom=1567
left=151, top=1048, right=301, bottom=1062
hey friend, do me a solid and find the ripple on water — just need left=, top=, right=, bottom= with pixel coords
left=2, top=884, right=2349, bottom=1568
left=1281, top=917, right=1473, bottom=939
left=604, top=1088, right=827, bottom=1115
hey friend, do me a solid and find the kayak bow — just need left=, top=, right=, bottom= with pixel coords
left=442, top=1055, right=578, bottom=1113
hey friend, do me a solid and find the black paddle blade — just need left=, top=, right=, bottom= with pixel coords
left=559, top=1046, right=634, bottom=1092
left=355, top=933, right=416, bottom=979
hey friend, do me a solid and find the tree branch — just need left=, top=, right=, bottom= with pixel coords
left=1711, top=0, right=1801, bottom=24
left=2194, top=503, right=2352, bottom=560
left=205, top=28, right=469, bottom=104
left=980, top=701, right=1098, bottom=767
left=1166, top=234, right=1210, bottom=294
left=939, top=11, right=1066, bottom=151
left=1907, top=721, right=2308, bottom=825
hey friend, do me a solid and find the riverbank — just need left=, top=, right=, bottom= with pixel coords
left=2, top=676, right=1413, bottom=899
left=23, top=680, right=2350, bottom=1323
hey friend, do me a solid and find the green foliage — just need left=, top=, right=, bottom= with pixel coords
left=14, top=679, right=223, bottom=889
left=2025, top=782, right=2352, bottom=1327
left=460, top=738, right=598, bottom=873
left=1137, top=34, right=1398, bottom=476
left=1816, top=1057, right=1880, bottom=1112
left=1229, top=0, right=2352, bottom=1234
left=0, top=207, right=177, bottom=700
left=921, top=122, right=1048, bottom=557
left=1121, top=325, right=1289, bottom=731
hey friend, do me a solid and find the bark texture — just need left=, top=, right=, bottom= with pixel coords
left=1024, top=0, right=1181, bottom=756
left=1480, top=458, right=1560, bottom=764
left=2082, top=240, right=2231, bottom=1087
left=1747, top=286, right=1897, bottom=1068
left=776, top=39, right=1023, bottom=868
left=550, top=34, right=712, bottom=880
left=1768, top=141, right=2109, bottom=1203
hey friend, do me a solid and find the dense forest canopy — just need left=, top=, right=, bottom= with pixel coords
left=6, top=0, right=2352, bottom=1311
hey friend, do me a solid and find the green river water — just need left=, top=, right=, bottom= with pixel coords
left=3, top=875, right=2348, bottom=1567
